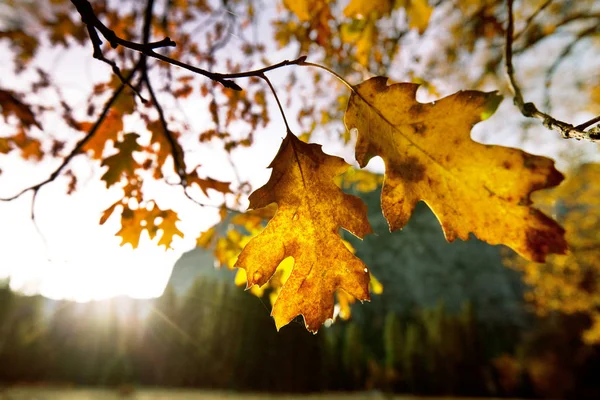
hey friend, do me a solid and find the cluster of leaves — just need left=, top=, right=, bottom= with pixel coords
left=1, top=0, right=598, bottom=333
left=507, top=163, right=600, bottom=344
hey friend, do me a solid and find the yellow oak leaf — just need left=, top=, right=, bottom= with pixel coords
left=355, top=20, right=376, bottom=67
left=115, top=202, right=183, bottom=249
left=344, top=77, right=567, bottom=262
left=156, top=209, right=185, bottom=249
left=234, top=132, right=372, bottom=332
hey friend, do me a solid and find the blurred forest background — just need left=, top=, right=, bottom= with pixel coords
left=2, top=182, right=600, bottom=398
left=1, top=0, right=600, bottom=398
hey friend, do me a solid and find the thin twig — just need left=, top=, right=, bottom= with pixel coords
left=71, top=0, right=306, bottom=92
left=505, top=0, right=600, bottom=142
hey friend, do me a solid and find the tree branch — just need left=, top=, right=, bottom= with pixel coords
left=0, top=61, right=143, bottom=203
left=505, top=0, right=600, bottom=142
left=70, top=0, right=306, bottom=92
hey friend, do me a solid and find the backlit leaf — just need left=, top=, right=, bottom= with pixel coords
left=345, top=77, right=567, bottom=262
left=187, top=168, right=232, bottom=195
left=115, top=202, right=183, bottom=249
left=80, top=110, right=124, bottom=159
left=100, top=133, right=142, bottom=188
left=234, top=132, right=372, bottom=332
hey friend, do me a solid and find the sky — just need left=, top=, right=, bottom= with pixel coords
left=1, top=1, right=599, bottom=302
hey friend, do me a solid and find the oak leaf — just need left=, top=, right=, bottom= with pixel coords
left=80, top=110, right=124, bottom=159
left=187, top=168, right=232, bottom=195
left=103, top=201, right=183, bottom=249
left=234, top=132, right=372, bottom=332
left=100, top=133, right=142, bottom=187
left=344, top=77, right=567, bottom=262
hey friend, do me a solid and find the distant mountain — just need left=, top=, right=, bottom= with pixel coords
left=166, top=246, right=236, bottom=297
left=167, top=187, right=528, bottom=326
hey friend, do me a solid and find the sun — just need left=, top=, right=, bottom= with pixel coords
left=1, top=171, right=192, bottom=302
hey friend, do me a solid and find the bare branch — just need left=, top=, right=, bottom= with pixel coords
left=505, top=0, right=600, bottom=142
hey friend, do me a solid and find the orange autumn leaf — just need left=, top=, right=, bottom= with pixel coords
left=10, top=131, right=43, bottom=161
left=344, top=77, right=567, bottom=262
left=113, top=201, right=183, bottom=249
left=80, top=110, right=124, bottom=159
left=234, top=132, right=372, bottom=332
left=187, top=168, right=232, bottom=195
left=45, top=12, right=87, bottom=46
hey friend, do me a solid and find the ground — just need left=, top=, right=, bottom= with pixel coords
left=0, top=388, right=516, bottom=400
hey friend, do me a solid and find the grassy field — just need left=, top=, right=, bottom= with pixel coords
left=0, top=388, right=517, bottom=400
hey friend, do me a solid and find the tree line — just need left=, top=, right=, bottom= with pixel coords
left=1, top=276, right=599, bottom=398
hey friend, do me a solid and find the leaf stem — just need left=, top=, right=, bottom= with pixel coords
left=260, top=73, right=291, bottom=133
left=300, top=61, right=355, bottom=92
